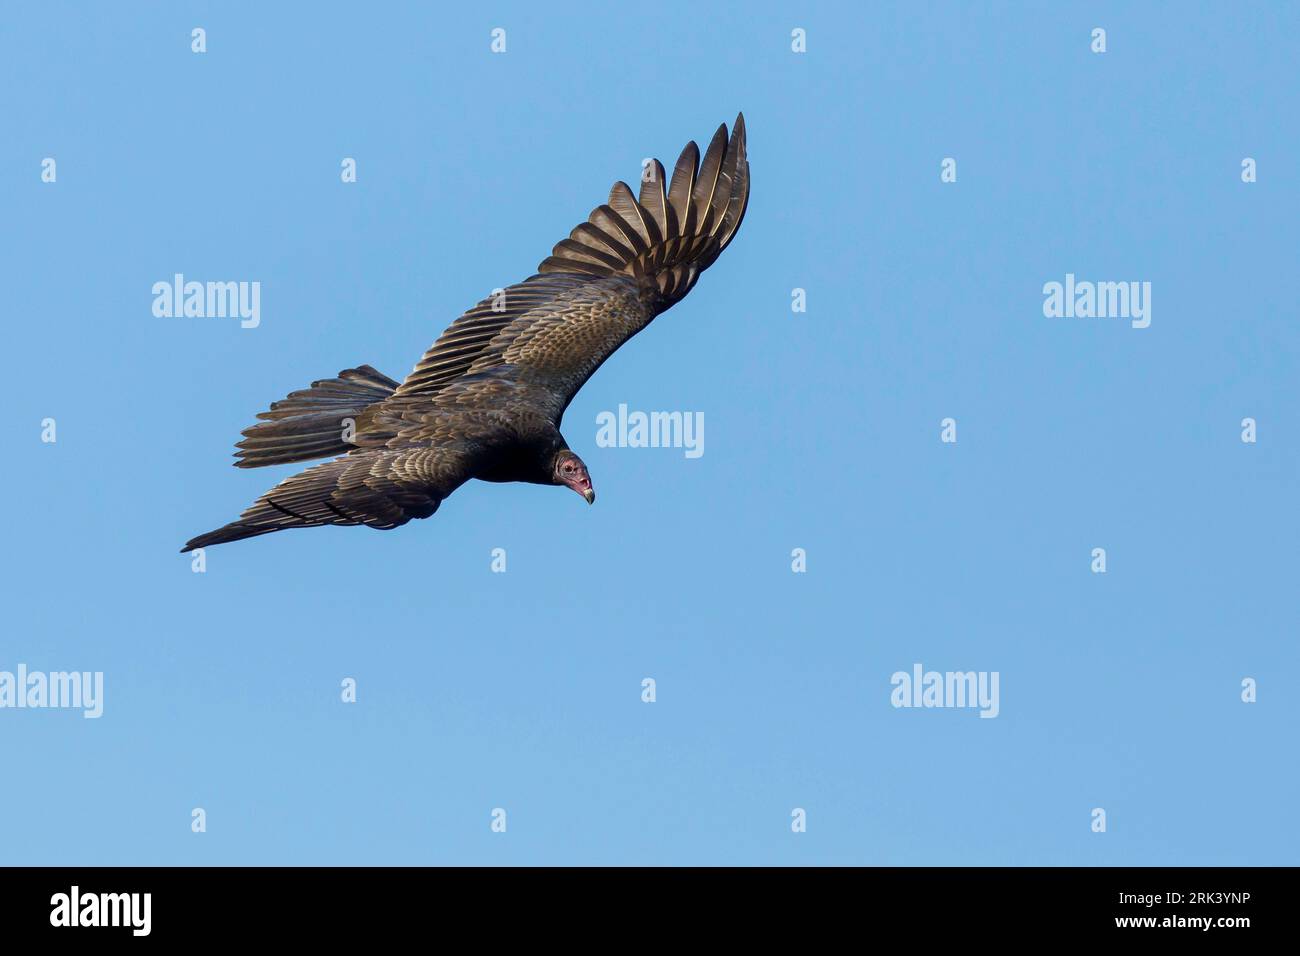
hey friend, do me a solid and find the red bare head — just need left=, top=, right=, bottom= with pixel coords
left=553, top=450, right=595, bottom=505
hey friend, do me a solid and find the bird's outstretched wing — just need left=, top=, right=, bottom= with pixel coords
left=393, top=114, right=750, bottom=412
left=180, top=445, right=472, bottom=551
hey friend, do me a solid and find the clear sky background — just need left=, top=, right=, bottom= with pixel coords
left=2, top=2, right=1296, bottom=865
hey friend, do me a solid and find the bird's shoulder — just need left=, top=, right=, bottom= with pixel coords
left=355, top=368, right=568, bottom=449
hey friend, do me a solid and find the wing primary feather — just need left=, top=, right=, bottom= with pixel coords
left=691, top=124, right=728, bottom=234
left=666, top=141, right=699, bottom=236
left=638, top=159, right=671, bottom=237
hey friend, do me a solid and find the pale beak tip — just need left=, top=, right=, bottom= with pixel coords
left=584, top=489, right=596, bottom=505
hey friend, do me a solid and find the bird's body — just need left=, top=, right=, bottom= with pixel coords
left=182, top=116, right=750, bottom=551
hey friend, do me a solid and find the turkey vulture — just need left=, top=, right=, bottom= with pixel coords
left=181, top=114, right=750, bottom=552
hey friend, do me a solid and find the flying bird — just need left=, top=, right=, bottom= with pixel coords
left=182, top=115, right=750, bottom=551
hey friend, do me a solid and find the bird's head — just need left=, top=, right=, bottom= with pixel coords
left=553, top=450, right=595, bottom=505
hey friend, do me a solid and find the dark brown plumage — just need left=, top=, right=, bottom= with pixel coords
left=181, top=115, right=750, bottom=551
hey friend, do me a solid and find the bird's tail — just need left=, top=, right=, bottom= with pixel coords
left=537, top=112, right=750, bottom=308
left=232, top=365, right=398, bottom=468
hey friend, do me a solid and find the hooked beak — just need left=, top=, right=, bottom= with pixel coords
left=583, top=487, right=596, bottom=505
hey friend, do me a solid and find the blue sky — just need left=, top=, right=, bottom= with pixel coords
left=2, top=1, right=1296, bottom=865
